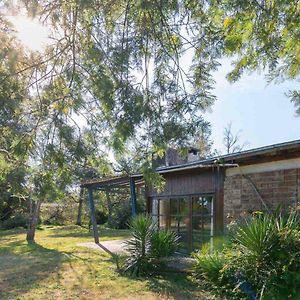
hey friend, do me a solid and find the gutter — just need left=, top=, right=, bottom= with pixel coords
left=130, top=163, right=239, bottom=178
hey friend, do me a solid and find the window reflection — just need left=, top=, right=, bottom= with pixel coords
left=151, top=195, right=213, bottom=252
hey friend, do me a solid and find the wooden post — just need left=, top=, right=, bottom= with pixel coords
left=88, top=187, right=99, bottom=243
left=76, top=187, right=84, bottom=226
left=105, top=189, right=112, bottom=224
left=129, top=177, right=137, bottom=216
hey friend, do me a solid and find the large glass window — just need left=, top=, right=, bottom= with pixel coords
left=191, top=196, right=213, bottom=250
left=150, top=195, right=214, bottom=252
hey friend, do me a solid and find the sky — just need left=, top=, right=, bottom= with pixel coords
left=208, top=60, right=300, bottom=152
left=7, top=13, right=300, bottom=155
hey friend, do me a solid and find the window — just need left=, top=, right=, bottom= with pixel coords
left=150, top=194, right=214, bottom=252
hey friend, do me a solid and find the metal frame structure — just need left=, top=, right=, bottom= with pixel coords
left=81, top=175, right=144, bottom=243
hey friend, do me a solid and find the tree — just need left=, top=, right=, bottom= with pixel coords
left=6, top=0, right=298, bottom=239
left=194, top=0, right=300, bottom=112
left=223, top=122, right=248, bottom=154
left=0, top=16, right=35, bottom=228
left=193, top=123, right=219, bottom=159
left=17, top=0, right=216, bottom=155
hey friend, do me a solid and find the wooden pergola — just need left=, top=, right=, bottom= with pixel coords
left=80, top=174, right=144, bottom=243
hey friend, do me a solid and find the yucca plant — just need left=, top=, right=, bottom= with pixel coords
left=123, top=214, right=156, bottom=276
left=232, top=212, right=300, bottom=299
left=193, top=251, right=227, bottom=283
left=123, top=214, right=179, bottom=276
left=192, top=210, right=300, bottom=299
left=151, top=229, right=180, bottom=258
left=233, top=214, right=279, bottom=257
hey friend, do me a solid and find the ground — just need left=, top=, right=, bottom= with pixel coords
left=0, top=225, right=214, bottom=300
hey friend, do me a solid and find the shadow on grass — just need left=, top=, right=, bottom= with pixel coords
left=146, top=272, right=205, bottom=300
left=49, top=226, right=131, bottom=239
left=0, top=240, right=64, bottom=299
left=0, top=228, right=26, bottom=237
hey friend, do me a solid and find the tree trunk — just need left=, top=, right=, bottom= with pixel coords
left=76, top=187, right=84, bottom=226
left=26, top=199, right=42, bottom=243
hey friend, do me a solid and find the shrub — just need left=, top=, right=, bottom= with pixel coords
left=108, top=199, right=145, bottom=229
left=108, top=201, right=132, bottom=229
left=41, top=203, right=78, bottom=225
left=151, top=230, right=179, bottom=258
left=123, top=214, right=179, bottom=276
left=0, top=213, right=28, bottom=229
left=95, top=209, right=108, bottom=225
left=192, top=211, right=300, bottom=299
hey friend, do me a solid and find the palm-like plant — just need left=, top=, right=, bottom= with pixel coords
left=123, top=214, right=179, bottom=276
left=123, top=214, right=156, bottom=276
left=233, top=214, right=279, bottom=257
left=151, top=230, right=179, bottom=258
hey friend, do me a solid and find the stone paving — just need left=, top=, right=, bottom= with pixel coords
left=78, top=239, right=195, bottom=272
left=78, top=239, right=129, bottom=255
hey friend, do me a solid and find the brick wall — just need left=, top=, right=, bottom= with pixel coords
left=224, top=168, right=300, bottom=224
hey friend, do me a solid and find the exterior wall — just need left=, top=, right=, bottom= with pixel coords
left=224, top=166, right=300, bottom=225
left=148, top=169, right=216, bottom=197
left=148, top=168, right=225, bottom=234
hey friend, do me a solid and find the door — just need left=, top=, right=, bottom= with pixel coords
left=154, top=195, right=214, bottom=252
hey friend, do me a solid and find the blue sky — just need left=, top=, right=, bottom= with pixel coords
left=206, top=59, right=300, bottom=154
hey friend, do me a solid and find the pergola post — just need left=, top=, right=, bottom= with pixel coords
left=129, top=177, right=137, bottom=216
left=88, top=187, right=99, bottom=243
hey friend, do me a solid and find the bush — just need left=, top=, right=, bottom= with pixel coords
left=0, top=213, right=28, bottom=229
left=95, top=209, right=108, bottom=225
left=41, top=202, right=79, bottom=225
left=108, top=201, right=132, bottom=229
left=123, top=214, right=179, bottom=276
left=108, top=199, right=145, bottom=229
left=151, top=230, right=179, bottom=258
left=192, top=211, right=300, bottom=299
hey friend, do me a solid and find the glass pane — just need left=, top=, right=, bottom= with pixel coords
left=192, top=216, right=212, bottom=236
left=159, top=199, right=170, bottom=229
left=159, top=214, right=170, bottom=229
left=192, top=196, right=213, bottom=216
left=170, top=198, right=178, bottom=215
left=159, top=199, right=170, bottom=215
left=179, top=197, right=189, bottom=215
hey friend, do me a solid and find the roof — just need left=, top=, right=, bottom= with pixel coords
left=81, top=139, right=300, bottom=187
left=81, top=174, right=144, bottom=189
left=150, top=138, right=300, bottom=173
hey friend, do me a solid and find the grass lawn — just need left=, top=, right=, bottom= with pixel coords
left=0, top=225, right=214, bottom=300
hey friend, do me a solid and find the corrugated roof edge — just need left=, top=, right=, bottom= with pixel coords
left=131, top=139, right=300, bottom=176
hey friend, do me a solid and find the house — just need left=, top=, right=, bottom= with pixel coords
left=81, top=139, right=300, bottom=251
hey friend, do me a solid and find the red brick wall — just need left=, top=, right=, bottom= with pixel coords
left=224, top=168, right=300, bottom=224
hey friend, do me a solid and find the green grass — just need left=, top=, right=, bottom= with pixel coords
left=0, top=225, right=214, bottom=300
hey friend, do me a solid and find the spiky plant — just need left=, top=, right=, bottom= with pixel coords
left=123, top=214, right=156, bottom=276
left=151, top=230, right=179, bottom=258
